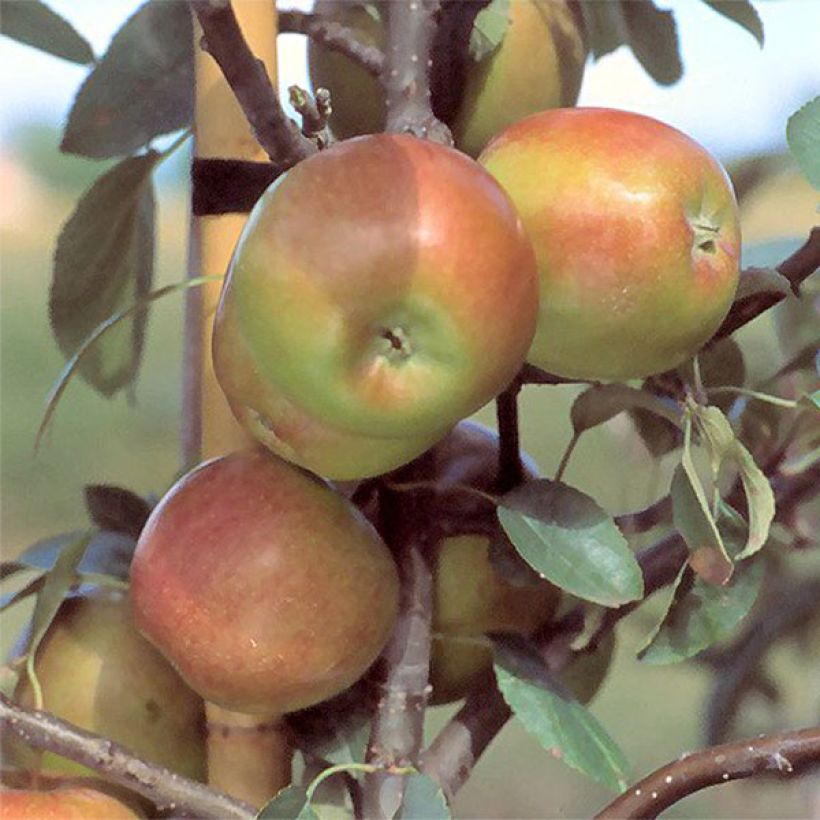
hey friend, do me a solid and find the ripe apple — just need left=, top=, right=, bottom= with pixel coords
left=0, top=786, right=139, bottom=819
left=479, top=108, right=741, bottom=380
left=307, top=0, right=587, bottom=157
left=129, top=448, right=400, bottom=716
left=212, top=133, right=537, bottom=449
left=7, top=590, right=205, bottom=780
left=213, top=291, right=446, bottom=481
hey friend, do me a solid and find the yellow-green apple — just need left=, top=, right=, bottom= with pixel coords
left=129, top=448, right=399, bottom=716
left=0, top=786, right=139, bottom=819
left=212, top=133, right=537, bottom=453
left=479, top=108, right=741, bottom=380
left=307, top=0, right=587, bottom=157
left=7, top=591, right=205, bottom=780
left=213, top=291, right=445, bottom=481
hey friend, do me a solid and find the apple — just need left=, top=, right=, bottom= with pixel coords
left=129, top=448, right=400, bottom=716
left=307, top=0, right=587, bottom=157
left=7, top=590, right=205, bottom=781
left=212, top=133, right=537, bottom=453
left=479, top=108, right=741, bottom=380
left=0, top=786, right=139, bottom=819
left=213, top=290, right=446, bottom=481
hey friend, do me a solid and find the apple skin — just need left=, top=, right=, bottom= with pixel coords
left=213, top=290, right=446, bottom=480
left=479, top=108, right=741, bottom=380
left=307, top=0, right=586, bottom=157
left=130, top=449, right=400, bottom=716
left=7, top=591, right=205, bottom=781
left=212, top=133, right=538, bottom=446
left=0, top=787, right=139, bottom=819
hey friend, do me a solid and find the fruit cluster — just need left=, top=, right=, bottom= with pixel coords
left=9, top=62, right=741, bottom=809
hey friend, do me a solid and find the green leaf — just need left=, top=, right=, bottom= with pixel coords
left=571, top=383, right=682, bottom=435
left=621, top=0, right=683, bottom=86
left=39, top=275, right=220, bottom=448
left=49, top=154, right=158, bottom=397
left=16, top=530, right=136, bottom=582
left=469, top=0, right=511, bottom=62
left=498, top=480, right=643, bottom=607
left=577, top=1, right=628, bottom=59
left=787, top=96, right=820, bottom=189
left=638, top=555, right=763, bottom=664
left=258, top=785, right=317, bottom=820
left=61, top=0, right=194, bottom=158
left=0, top=562, right=28, bottom=582
left=0, top=665, right=21, bottom=700
left=1, top=575, right=45, bottom=612
left=800, top=390, right=820, bottom=412
left=671, top=464, right=729, bottom=581
left=397, top=773, right=450, bottom=820
left=0, top=0, right=94, bottom=64
left=494, top=639, right=631, bottom=792
left=732, top=442, right=775, bottom=559
left=23, top=533, right=92, bottom=704
left=702, top=1, right=764, bottom=46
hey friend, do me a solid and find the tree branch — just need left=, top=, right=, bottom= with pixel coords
left=278, top=9, right=385, bottom=77
left=0, top=694, right=255, bottom=820
left=382, top=0, right=451, bottom=143
left=362, top=485, right=435, bottom=819
left=421, top=462, right=818, bottom=800
left=595, top=726, right=820, bottom=819
left=190, top=0, right=315, bottom=168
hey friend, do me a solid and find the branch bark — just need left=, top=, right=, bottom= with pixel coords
left=190, top=0, right=315, bottom=168
left=382, top=0, right=451, bottom=143
left=362, top=488, right=433, bottom=819
left=278, top=9, right=385, bottom=77
left=361, top=486, right=435, bottom=819
left=0, top=694, right=255, bottom=820
left=495, top=380, right=523, bottom=493
left=595, top=726, right=820, bottom=819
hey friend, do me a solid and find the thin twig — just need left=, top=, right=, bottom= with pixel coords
left=278, top=8, right=385, bottom=77
left=362, top=486, right=434, bottom=819
left=595, top=726, right=820, bottom=819
left=191, top=0, right=315, bottom=168
left=382, top=0, right=451, bottom=143
left=0, top=694, right=255, bottom=820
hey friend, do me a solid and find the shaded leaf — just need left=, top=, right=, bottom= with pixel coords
left=39, top=275, right=220, bottom=447
left=16, top=530, right=136, bottom=581
left=638, top=553, right=763, bottom=664
left=23, top=533, right=92, bottom=701
left=494, top=638, right=630, bottom=792
left=786, top=97, right=820, bottom=188
left=0, top=562, right=27, bottom=582
left=398, top=773, right=450, bottom=820
left=1, top=575, right=45, bottom=612
left=571, top=383, right=681, bottom=435
left=0, top=665, right=21, bottom=700
left=498, top=480, right=643, bottom=607
left=61, top=0, right=194, bottom=158
left=800, top=390, right=820, bottom=412
left=258, top=785, right=316, bottom=820
left=49, top=154, right=157, bottom=397
left=621, top=0, right=683, bottom=86
left=469, top=0, right=510, bottom=62
left=703, top=1, right=763, bottom=46
left=84, top=485, right=151, bottom=538
left=734, top=266, right=793, bottom=302
left=0, top=0, right=94, bottom=64
left=577, top=0, right=628, bottom=59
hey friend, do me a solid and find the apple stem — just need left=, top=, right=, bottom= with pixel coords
left=495, top=379, right=524, bottom=492
left=204, top=703, right=293, bottom=809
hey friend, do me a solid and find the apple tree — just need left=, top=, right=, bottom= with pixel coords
left=0, top=1, right=818, bottom=818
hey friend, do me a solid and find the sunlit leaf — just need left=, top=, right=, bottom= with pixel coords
left=498, top=480, right=643, bottom=607
left=469, top=0, right=511, bottom=62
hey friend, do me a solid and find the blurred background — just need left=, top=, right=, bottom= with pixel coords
left=1, top=1, right=818, bottom=817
